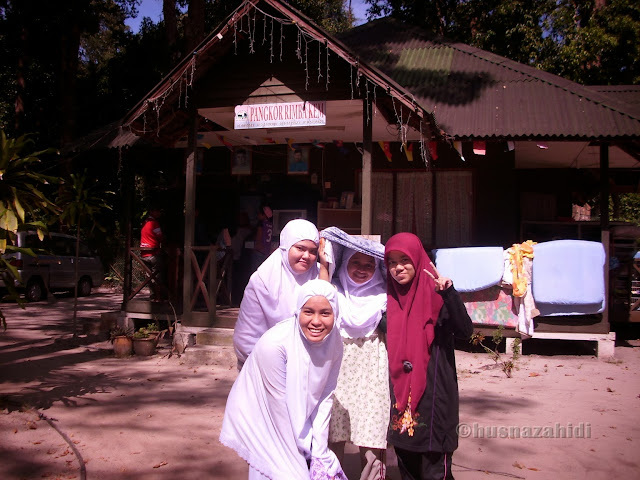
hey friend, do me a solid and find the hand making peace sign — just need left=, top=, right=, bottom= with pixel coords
left=424, top=261, right=453, bottom=291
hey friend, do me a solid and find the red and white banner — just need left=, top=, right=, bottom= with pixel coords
left=234, top=101, right=326, bottom=130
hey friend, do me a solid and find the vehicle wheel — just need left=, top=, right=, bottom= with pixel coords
left=78, top=277, right=92, bottom=297
left=25, top=278, right=46, bottom=302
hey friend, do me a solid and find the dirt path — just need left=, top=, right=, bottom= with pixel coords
left=1, top=292, right=639, bottom=479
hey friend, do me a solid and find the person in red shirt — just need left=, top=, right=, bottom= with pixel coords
left=140, top=207, right=166, bottom=301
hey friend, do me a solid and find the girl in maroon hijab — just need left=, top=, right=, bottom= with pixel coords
left=384, top=233, right=473, bottom=480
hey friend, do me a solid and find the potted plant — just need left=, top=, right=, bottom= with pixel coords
left=110, top=326, right=133, bottom=358
left=133, top=328, right=157, bottom=356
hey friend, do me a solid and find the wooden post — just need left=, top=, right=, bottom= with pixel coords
left=600, top=142, right=610, bottom=232
left=600, top=142, right=610, bottom=328
left=122, top=148, right=133, bottom=310
left=182, top=104, right=200, bottom=326
left=361, top=97, right=373, bottom=235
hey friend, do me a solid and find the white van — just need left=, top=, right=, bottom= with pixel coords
left=1, top=231, right=104, bottom=302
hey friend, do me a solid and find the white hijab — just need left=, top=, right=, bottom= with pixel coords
left=234, top=219, right=319, bottom=365
left=220, top=280, right=344, bottom=479
left=254, top=218, right=319, bottom=323
left=335, top=248, right=387, bottom=339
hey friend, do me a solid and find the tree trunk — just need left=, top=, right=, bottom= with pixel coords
left=186, top=0, right=206, bottom=54
left=59, top=22, right=81, bottom=150
left=14, top=24, right=28, bottom=133
left=163, top=0, right=179, bottom=61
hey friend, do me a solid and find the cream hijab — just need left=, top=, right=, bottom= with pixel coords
left=335, top=248, right=387, bottom=339
left=221, top=280, right=344, bottom=479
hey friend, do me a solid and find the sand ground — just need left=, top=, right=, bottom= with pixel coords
left=1, top=291, right=639, bottom=479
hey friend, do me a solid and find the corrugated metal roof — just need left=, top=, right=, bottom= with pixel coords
left=340, top=19, right=640, bottom=140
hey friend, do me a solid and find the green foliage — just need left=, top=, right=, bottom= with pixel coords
left=145, top=322, right=159, bottom=332
left=285, top=0, right=353, bottom=34
left=57, top=170, right=113, bottom=337
left=0, top=130, right=60, bottom=329
left=57, top=170, right=113, bottom=236
left=470, top=326, right=521, bottom=378
left=364, top=0, right=640, bottom=85
left=613, top=193, right=640, bottom=225
left=133, top=329, right=150, bottom=339
left=110, top=325, right=134, bottom=342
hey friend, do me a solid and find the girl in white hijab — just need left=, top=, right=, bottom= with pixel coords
left=220, top=279, right=348, bottom=480
left=233, top=219, right=319, bottom=368
left=321, top=247, right=389, bottom=480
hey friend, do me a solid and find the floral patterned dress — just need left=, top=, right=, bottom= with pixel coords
left=329, top=333, right=390, bottom=449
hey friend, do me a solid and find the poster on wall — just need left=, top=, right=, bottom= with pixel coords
left=287, top=146, right=310, bottom=175
left=232, top=146, right=252, bottom=175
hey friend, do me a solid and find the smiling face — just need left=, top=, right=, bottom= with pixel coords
left=346, top=252, right=376, bottom=284
left=298, top=295, right=334, bottom=343
left=288, top=240, right=318, bottom=274
left=386, top=250, right=416, bottom=285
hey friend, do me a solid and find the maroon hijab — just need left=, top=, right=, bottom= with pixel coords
left=385, top=233, right=444, bottom=414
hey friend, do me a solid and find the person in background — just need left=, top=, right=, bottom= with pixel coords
left=220, top=279, right=348, bottom=480
left=251, top=204, right=274, bottom=271
left=140, top=207, right=167, bottom=301
left=384, top=233, right=473, bottom=480
left=233, top=219, right=319, bottom=369
left=231, top=211, right=254, bottom=306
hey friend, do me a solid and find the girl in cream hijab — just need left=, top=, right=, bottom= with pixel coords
left=233, top=219, right=319, bottom=368
left=220, top=279, right=348, bottom=480
left=320, top=245, right=389, bottom=480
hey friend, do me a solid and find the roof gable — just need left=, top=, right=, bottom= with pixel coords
left=121, top=0, right=439, bottom=150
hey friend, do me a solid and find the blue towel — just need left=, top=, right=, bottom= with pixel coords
left=532, top=240, right=605, bottom=316
left=434, top=247, right=505, bottom=292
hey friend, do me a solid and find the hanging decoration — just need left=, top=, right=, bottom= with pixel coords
left=124, top=0, right=438, bottom=166
left=428, top=141, right=438, bottom=161
left=286, top=138, right=301, bottom=150
left=403, top=142, right=414, bottom=162
left=473, top=140, right=486, bottom=155
left=379, top=141, right=393, bottom=162
left=216, top=134, right=234, bottom=150
left=453, top=141, right=466, bottom=161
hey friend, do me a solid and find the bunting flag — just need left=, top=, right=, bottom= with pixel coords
left=537, top=142, right=549, bottom=149
left=201, top=142, right=213, bottom=149
left=216, top=134, right=233, bottom=150
left=473, top=140, right=486, bottom=155
left=333, top=139, right=349, bottom=155
left=378, top=141, right=393, bottom=162
left=428, top=141, right=438, bottom=161
left=403, top=142, right=414, bottom=162
left=286, top=138, right=300, bottom=151
left=263, top=137, right=277, bottom=144
left=507, top=141, right=515, bottom=152
left=311, top=139, right=325, bottom=149
left=453, top=141, right=466, bottom=162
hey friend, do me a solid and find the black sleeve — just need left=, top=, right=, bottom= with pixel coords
left=377, top=311, right=387, bottom=334
left=438, top=285, right=474, bottom=340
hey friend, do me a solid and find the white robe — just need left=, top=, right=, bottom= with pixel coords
left=221, top=280, right=346, bottom=480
